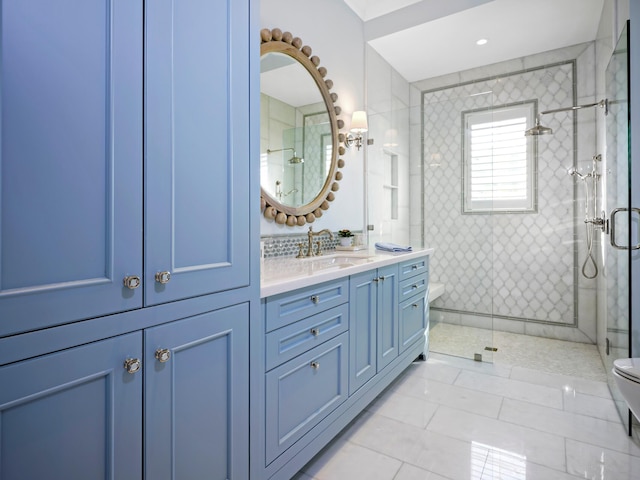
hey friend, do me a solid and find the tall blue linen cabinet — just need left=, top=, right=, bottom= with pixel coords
left=0, top=0, right=258, bottom=478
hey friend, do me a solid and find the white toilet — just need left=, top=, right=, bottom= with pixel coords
left=612, top=358, right=640, bottom=421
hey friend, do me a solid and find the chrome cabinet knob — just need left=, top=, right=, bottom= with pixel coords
left=155, top=271, right=171, bottom=284
left=123, top=275, right=141, bottom=290
left=124, top=358, right=141, bottom=374
left=155, top=348, right=171, bottom=363
left=310, top=361, right=320, bottom=370
left=310, top=295, right=320, bottom=304
left=310, top=328, right=320, bottom=336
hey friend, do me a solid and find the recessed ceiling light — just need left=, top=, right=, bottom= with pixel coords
left=476, top=38, right=488, bottom=46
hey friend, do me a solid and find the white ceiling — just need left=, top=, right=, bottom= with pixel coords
left=344, top=0, right=605, bottom=82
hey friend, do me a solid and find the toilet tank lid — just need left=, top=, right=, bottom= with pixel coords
left=613, top=358, right=640, bottom=380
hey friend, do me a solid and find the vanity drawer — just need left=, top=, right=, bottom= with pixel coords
left=265, top=332, right=348, bottom=464
left=265, top=303, right=349, bottom=371
left=265, top=278, right=349, bottom=332
left=398, top=256, right=429, bottom=282
left=399, top=274, right=428, bottom=303
left=399, top=294, right=427, bottom=353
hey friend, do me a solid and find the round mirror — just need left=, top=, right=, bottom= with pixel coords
left=260, top=28, right=346, bottom=227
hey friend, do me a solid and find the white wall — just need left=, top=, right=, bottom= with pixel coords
left=260, top=0, right=365, bottom=236
left=365, top=46, right=412, bottom=246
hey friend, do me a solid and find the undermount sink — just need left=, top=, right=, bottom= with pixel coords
left=299, top=253, right=373, bottom=271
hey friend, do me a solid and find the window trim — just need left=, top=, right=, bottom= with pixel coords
left=461, top=101, right=538, bottom=215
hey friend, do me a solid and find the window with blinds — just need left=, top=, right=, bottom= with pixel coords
left=463, top=104, right=536, bottom=213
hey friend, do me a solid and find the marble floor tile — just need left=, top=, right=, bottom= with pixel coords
left=565, top=438, right=640, bottom=479
left=393, top=463, right=452, bottom=480
left=392, top=374, right=504, bottom=418
left=427, top=405, right=568, bottom=472
left=509, top=366, right=611, bottom=398
left=454, top=369, right=563, bottom=409
left=301, top=439, right=401, bottom=480
left=429, top=351, right=513, bottom=378
left=345, top=413, right=438, bottom=464
left=405, top=356, right=462, bottom=384
left=499, top=397, right=640, bottom=456
left=365, top=388, right=439, bottom=428
left=562, top=390, right=622, bottom=422
left=296, top=351, right=638, bottom=480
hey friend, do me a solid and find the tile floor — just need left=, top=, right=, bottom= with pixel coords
left=293, top=351, right=640, bottom=479
left=429, top=323, right=607, bottom=382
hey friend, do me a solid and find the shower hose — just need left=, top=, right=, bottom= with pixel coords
left=581, top=178, right=598, bottom=279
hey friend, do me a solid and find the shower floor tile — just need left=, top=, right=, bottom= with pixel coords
left=429, top=322, right=606, bottom=382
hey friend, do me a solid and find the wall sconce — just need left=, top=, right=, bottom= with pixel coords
left=344, top=111, right=368, bottom=151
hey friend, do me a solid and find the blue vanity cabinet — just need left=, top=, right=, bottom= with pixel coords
left=0, top=333, right=143, bottom=480
left=398, top=257, right=430, bottom=353
left=0, top=0, right=144, bottom=337
left=144, top=0, right=250, bottom=306
left=376, top=264, right=400, bottom=371
left=257, top=257, right=430, bottom=479
left=349, top=264, right=399, bottom=394
left=144, top=303, right=249, bottom=480
left=348, top=270, right=377, bottom=394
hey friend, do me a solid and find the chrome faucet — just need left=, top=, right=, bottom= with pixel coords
left=297, top=226, right=334, bottom=258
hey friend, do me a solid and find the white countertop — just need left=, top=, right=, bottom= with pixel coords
left=260, top=246, right=434, bottom=298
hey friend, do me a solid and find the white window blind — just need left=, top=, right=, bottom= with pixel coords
left=463, top=104, right=535, bottom=213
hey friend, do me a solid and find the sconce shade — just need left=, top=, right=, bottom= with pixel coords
left=350, top=111, right=368, bottom=133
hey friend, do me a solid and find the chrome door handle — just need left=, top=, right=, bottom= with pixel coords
left=610, top=207, right=640, bottom=250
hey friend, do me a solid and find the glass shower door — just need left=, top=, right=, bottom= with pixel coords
left=603, top=21, right=632, bottom=433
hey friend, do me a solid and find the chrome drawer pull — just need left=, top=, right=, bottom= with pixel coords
left=412, top=284, right=418, bottom=290
left=412, top=265, right=418, bottom=270
left=412, top=303, right=419, bottom=309
left=310, top=361, right=320, bottom=370
left=310, top=328, right=320, bottom=336
left=311, top=295, right=320, bottom=304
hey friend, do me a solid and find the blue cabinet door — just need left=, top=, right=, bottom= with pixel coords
left=0, top=0, right=143, bottom=337
left=144, top=0, right=250, bottom=305
left=144, top=303, right=249, bottom=480
left=349, top=270, right=377, bottom=394
left=377, top=264, right=399, bottom=372
left=0, top=332, right=143, bottom=479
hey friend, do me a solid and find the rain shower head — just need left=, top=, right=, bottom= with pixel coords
left=524, top=99, right=608, bottom=137
left=524, top=118, right=553, bottom=136
left=266, top=147, right=304, bottom=165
